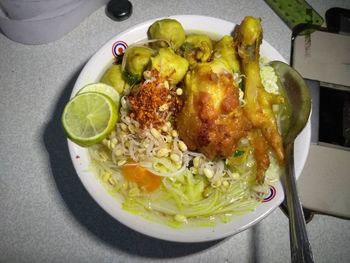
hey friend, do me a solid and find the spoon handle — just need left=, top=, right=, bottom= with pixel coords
left=285, top=143, right=314, bottom=263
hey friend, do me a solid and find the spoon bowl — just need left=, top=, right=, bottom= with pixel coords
left=269, top=61, right=313, bottom=263
left=270, top=61, right=311, bottom=145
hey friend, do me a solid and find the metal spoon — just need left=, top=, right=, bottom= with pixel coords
left=269, top=61, right=313, bottom=263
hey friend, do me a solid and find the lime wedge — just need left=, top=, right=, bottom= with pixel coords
left=77, top=83, right=120, bottom=106
left=62, top=92, right=118, bottom=147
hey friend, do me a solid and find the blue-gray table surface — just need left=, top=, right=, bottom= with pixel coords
left=1, top=1, right=350, bottom=262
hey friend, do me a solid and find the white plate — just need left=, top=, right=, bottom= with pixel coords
left=68, top=15, right=311, bottom=243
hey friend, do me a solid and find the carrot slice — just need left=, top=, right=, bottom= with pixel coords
left=122, top=162, right=161, bottom=192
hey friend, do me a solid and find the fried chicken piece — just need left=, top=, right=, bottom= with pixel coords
left=236, top=16, right=285, bottom=164
left=176, top=58, right=251, bottom=160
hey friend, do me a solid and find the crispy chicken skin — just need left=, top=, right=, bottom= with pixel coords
left=236, top=16, right=285, bottom=164
left=176, top=59, right=251, bottom=160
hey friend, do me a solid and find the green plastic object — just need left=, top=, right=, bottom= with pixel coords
left=265, top=0, right=324, bottom=30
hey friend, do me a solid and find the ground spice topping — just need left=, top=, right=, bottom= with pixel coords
left=128, top=70, right=182, bottom=128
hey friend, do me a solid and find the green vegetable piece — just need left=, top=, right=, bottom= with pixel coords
left=180, top=42, right=195, bottom=53
left=122, top=71, right=140, bottom=86
left=234, top=149, right=245, bottom=157
left=100, top=64, right=129, bottom=94
left=151, top=48, right=189, bottom=85
left=124, top=46, right=153, bottom=83
left=148, top=19, right=186, bottom=50
left=214, top=35, right=241, bottom=73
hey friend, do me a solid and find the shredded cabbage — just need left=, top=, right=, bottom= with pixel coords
left=88, top=137, right=282, bottom=227
left=120, top=169, right=260, bottom=227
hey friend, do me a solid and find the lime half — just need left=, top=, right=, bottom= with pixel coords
left=77, top=83, right=120, bottom=106
left=62, top=92, right=118, bottom=147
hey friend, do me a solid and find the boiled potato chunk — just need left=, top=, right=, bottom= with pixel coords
left=124, top=46, right=153, bottom=84
left=181, top=34, right=213, bottom=65
left=101, top=64, right=129, bottom=94
left=148, top=19, right=186, bottom=50
left=151, top=48, right=189, bottom=85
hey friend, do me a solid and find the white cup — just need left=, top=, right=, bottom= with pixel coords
left=0, top=0, right=109, bottom=44
left=0, top=0, right=80, bottom=20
